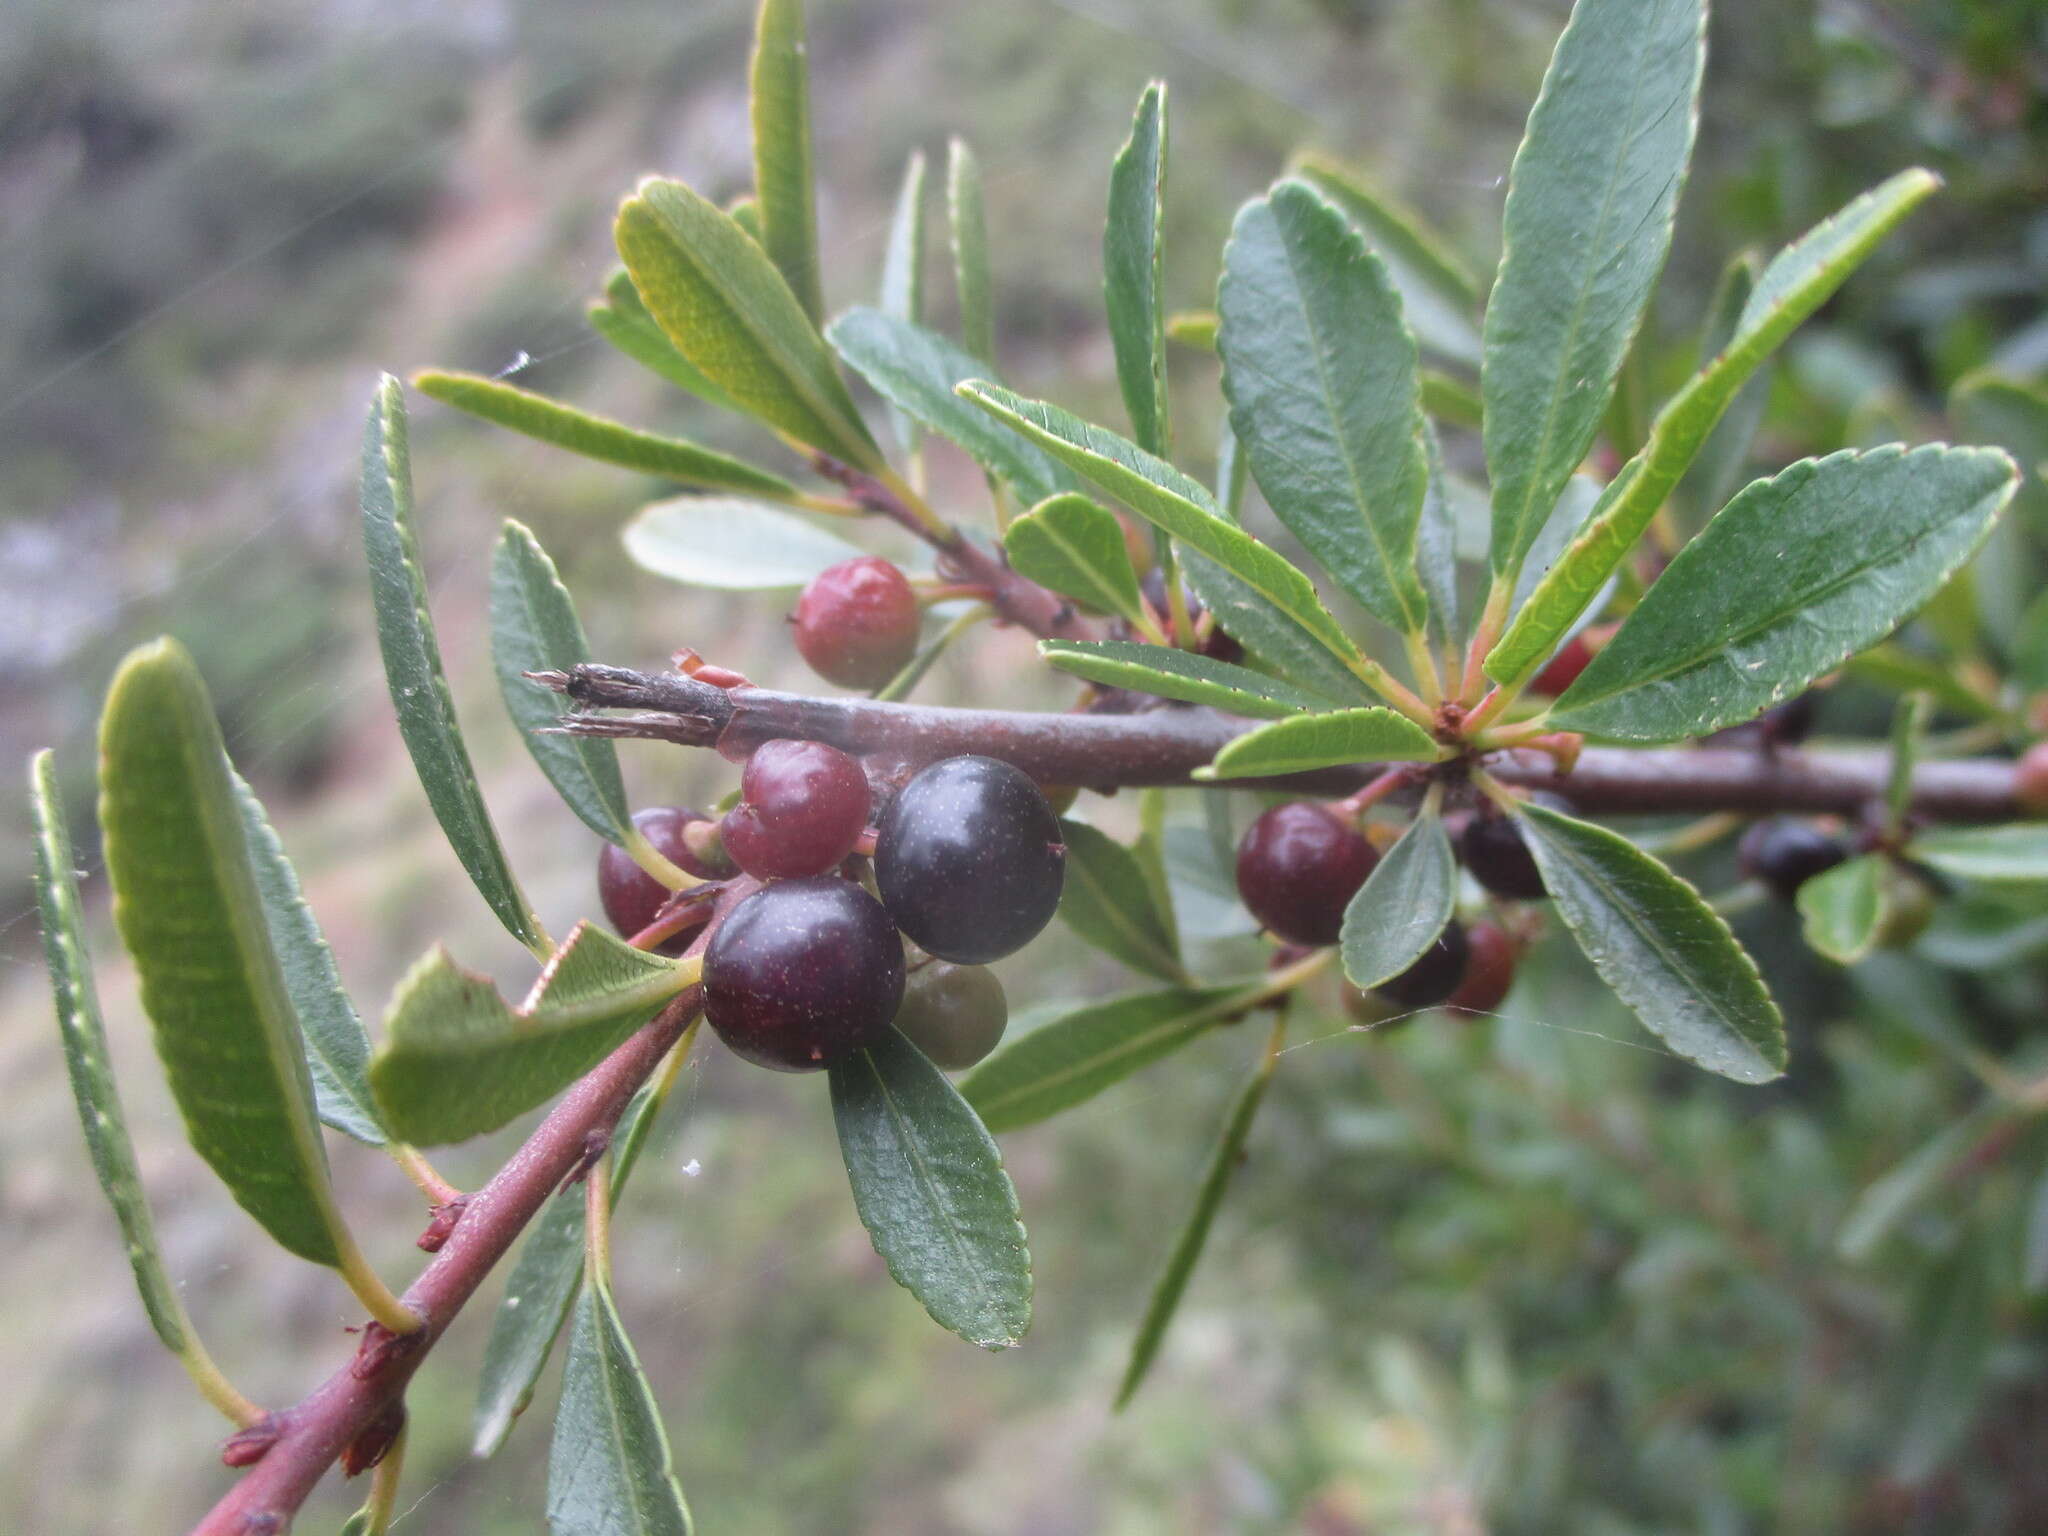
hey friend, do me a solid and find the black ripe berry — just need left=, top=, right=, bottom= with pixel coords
left=702, top=877, right=905, bottom=1072
left=597, top=806, right=722, bottom=950
left=1459, top=795, right=1568, bottom=900
left=792, top=556, right=920, bottom=690
left=719, top=739, right=870, bottom=879
left=893, top=962, right=1009, bottom=1071
left=873, top=755, right=1065, bottom=964
left=1378, top=919, right=1470, bottom=1010
left=1738, top=818, right=1849, bottom=902
left=1234, top=801, right=1377, bottom=947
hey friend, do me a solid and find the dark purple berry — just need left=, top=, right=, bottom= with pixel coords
left=1234, top=802, right=1377, bottom=947
left=892, top=962, right=1008, bottom=1070
left=1738, top=818, right=1849, bottom=902
left=719, top=739, right=870, bottom=879
left=792, top=556, right=920, bottom=690
left=1140, top=567, right=1243, bottom=664
left=873, top=756, right=1065, bottom=964
left=1378, top=919, right=1470, bottom=1010
left=1458, top=794, right=1569, bottom=901
left=598, top=806, right=722, bottom=950
left=701, top=877, right=905, bottom=1072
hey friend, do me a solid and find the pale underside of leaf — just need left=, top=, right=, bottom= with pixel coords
left=1339, top=810, right=1457, bottom=993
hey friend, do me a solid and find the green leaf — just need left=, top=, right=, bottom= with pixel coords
left=232, top=774, right=384, bottom=1146
left=1840, top=644, right=2009, bottom=724
left=1180, top=552, right=1381, bottom=707
left=1038, top=639, right=1330, bottom=719
left=1483, top=0, right=1704, bottom=580
left=826, top=309, right=1072, bottom=503
left=98, top=639, right=355, bottom=1265
left=1219, top=179, right=1429, bottom=634
left=1912, top=825, right=2048, bottom=885
left=1289, top=151, right=1481, bottom=367
left=1416, top=428, right=1462, bottom=647
left=947, top=137, right=993, bottom=365
left=1117, top=1057, right=1273, bottom=1408
left=32, top=749, right=193, bottom=1351
left=1057, top=819, right=1187, bottom=983
left=880, top=149, right=929, bottom=452
left=1953, top=371, right=2048, bottom=649
left=1488, top=169, right=1943, bottom=680
left=474, top=1057, right=677, bottom=1457
left=548, top=1278, right=693, bottom=1535
left=956, top=382, right=1367, bottom=674
left=1885, top=692, right=1931, bottom=830
left=1105, top=81, right=1170, bottom=457
left=360, top=376, right=541, bottom=951
left=589, top=269, right=738, bottom=409
left=1838, top=1108, right=2003, bottom=1262
left=615, top=178, right=879, bottom=470
left=830, top=1029, right=1032, bottom=1349
left=492, top=521, right=632, bottom=846
left=1796, top=853, right=1885, bottom=964
left=1676, top=249, right=1769, bottom=522
left=1339, top=809, right=1457, bottom=993
left=748, top=0, right=821, bottom=323
left=1888, top=1241, right=1993, bottom=1483
left=1548, top=445, right=2018, bottom=741
left=622, top=496, right=864, bottom=591
left=414, top=371, right=798, bottom=499
left=1003, top=493, right=1146, bottom=623
left=1202, top=708, right=1437, bottom=780
left=960, top=983, right=1255, bottom=1133
left=1518, top=801, right=1785, bottom=1082
left=369, top=923, right=693, bottom=1145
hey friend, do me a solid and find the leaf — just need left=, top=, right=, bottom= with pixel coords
left=97, top=639, right=355, bottom=1265
left=1886, top=692, right=1931, bottom=830
left=414, top=371, right=797, bottom=499
left=1202, top=708, right=1437, bottom=780
left=1416, top=428, right=1461, bottom=648
left=615, top=178, right=880, bottom=470
left=1676, top=249, right=1769, bottom=522
left=1003, top=493, right=1146, bottom=623
left=32, top=750, right=193, bottom=1351
left=1117, top=1060, right=1273, bottom=1407
left=1339, top=809, right=1457, bottom=992
left=960, top=983, right=1255, bottom=1132
left=830, top=1029, right=1032, bottom=1348
left=1837, top=1108, right=2002, bottom=1262
left=947, top=137, right=994, bottom=364
left=1953, top=371, right=2048, bottom=648
left=826, top=309, right=1072, bottom=503
left=880, top=149, right=928, bottom=452
left=1488, top=169, right=1943, bottom=681
left=1105, top=81, right=1170, bottom=457
left=232, top=774, right=385, bottom=1146
left=1548, top=445, right=2017, bottom=741
left=547, top=1279, right=693, bottom=1535
left=748, top=0, right=821, bottom=323
left=1180, top=552, right=1381, bottom=708
left=1841, top=643, right=2008, bottom=724
left=1796, top=853, right=1885, bottom=964
left=1219, top=179, right=1430, bottom=634
left=622, top=496, right=864, bottom=591
left=1057, top=818, right=1186, bottom=983
left=1888, top=1241, right=1993, bottom=1484
left=369, top=923, right=694, bottom=1145
left=1517, top=801, right=1785, bottom=1082
left=1038, top=639, right=1330, bottom=718
left=1482, top=0, right=1705, bottom=580
left=360, top=376, right=542, bottom=951
left=589, top=269, right=738, bottom=408
left=475, top=1053, right=677, bottom=1457
left=957, top=382, right=1367, bottom=674
left=492, top=521, right=633, bottom=845
left=1289, top=151, right=1481, bottom=367
left=1912, top=825, right=2048, bottom=885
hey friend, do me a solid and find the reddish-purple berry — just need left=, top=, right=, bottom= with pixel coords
left=719, top=739, right=870, bottom=879
left=597, top=806, right=721, bottom=950
left=1234, top=802, right=1377, bottom=947
left=792, top=556, right=920, bottom=690
left=1378, top=919, right=1470, bottom=1010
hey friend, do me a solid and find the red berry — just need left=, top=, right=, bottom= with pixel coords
left=1737, top=818, right=1849, bottom=902
left=1234, top=802, right=1378, bottom=947
left=2017, top=741, right=2048, bottom=814
left=1444, top=922, right=1517, bottom=1015
left=719, top=739, right=870, bottom=879
left=1528, top=632, right=1594, bottom=697
left=702, top=877, right=905, bottom=1072
left=1378, top=920, right=1470, bottom=1010
left=597, top=806, right=722, bottom=950
left=792, top=557, right=920, bottom=690
left=892, top=962, right=1008, bottom=1070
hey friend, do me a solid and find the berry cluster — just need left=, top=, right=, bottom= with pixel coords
left=600, top=747, right=1063, bottom=1074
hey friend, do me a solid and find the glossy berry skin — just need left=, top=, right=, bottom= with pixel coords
left=792, top=557, right=920, bottom=690
left=2017, top=741, right=2048, bottom=814
left=874, top=755, right=1065, bottom=964
left=1378, top=919, right=1470, bottom=1010
left=892, top=963, right=1009, bottom=1070
left=1738, top=818, right=1849, bottom=902
left=1235, top=802, right=1378, bottom=947
left=1459, top=805, right=1555, bottom=901
left=597, top=806, right=721, bottom=950
left=702, top=877, right=905, bottom=1072
left=1444, top=922, right=1517, bottom=1015
left=719, top=739, right=871, bottom=879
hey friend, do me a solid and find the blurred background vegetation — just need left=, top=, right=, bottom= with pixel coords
left=3, top=0, right=2045, bottom=1530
